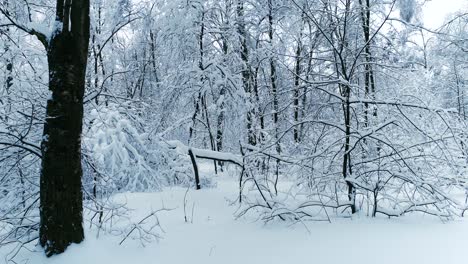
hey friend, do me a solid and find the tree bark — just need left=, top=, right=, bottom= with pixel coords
left=39, top=0, right=90, bottom=256
left=359, top=0, right=376, bottom=128
left=342, top=83, right=356, bottom=214
left=188, top=148, right=201, bottom=190
left=293, top=30, right=303, bottom=143
left=237, top=0, right=256, bottom=146
left=216, top=0, right=232, bottom=171
left=1, top=0, right=13, bottom=118
left=268, top=0, right=279, bottom=142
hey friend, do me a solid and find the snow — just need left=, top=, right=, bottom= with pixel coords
left=167, top=140, right=243, bottom=166
left=27, top=21, right=49, bottom=37
left=27, top=20, right=63, bottom=43
left=49, top=21, right=63, bottom=40
left=2, top=163, right=468, bottom=264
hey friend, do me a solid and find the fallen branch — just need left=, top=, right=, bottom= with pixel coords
left=166, top=140, right=243, bottom=167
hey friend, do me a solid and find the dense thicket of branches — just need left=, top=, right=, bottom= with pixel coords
left=0, top=0, right=467, bottom=260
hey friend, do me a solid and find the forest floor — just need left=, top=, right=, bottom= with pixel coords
left=3, top=163, right=468, bottom=264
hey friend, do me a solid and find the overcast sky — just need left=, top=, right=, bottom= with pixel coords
left=422, top=0, right=467, bottom=29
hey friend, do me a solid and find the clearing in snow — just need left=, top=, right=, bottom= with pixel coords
left=2, top=163, right=467, bottom=264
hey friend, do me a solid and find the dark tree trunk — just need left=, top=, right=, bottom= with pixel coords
left=359, top=0, right=376, bottom=128
left=237, top=0, right=256, bottom=146
left=39, top=0, right=90, bottom=257
left=189, top=93, right=201, bottom=144
left=341, top=82, right=356, bottom=214
left=268, top=0, right=280, bottom=152
left=216, top=88, right=225, bottom=171
left=216, top=56, right=226, bottom=170
left=216, top=1, right=231, bottom=171
left=189, top=10, right=206, bottom=145
left=252, top=66, right=265, bottom=134
left=267, top=0, right=281, bottom=192
left=92, top=3, right=105, bottom=105
left=2, top=0, right=13, bottom=118
left=188, top=149, right=201, bottom=190
left=293, top=38, right=302, bottom=143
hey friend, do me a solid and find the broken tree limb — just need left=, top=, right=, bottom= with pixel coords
left=188, top=148, right=201, bottom=190
left=166, top=140, right=243, bottom=167
left=165, top=140, right=243, bottom=190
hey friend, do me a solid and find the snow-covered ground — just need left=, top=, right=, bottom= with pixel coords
left=2, top=163, right=468, bottom=264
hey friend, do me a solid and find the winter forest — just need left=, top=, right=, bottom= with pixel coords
left=0, top=0, right=467, bottom=263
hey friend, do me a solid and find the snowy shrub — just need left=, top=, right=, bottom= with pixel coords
left=82, top=102, right=209, bottom=197
left=83, top=103, right=161, bottom=193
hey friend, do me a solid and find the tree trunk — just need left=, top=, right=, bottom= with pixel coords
left=188, top=149, right=201, bottom=190
left=341, top=83, right=356, bottom=214
left=237, top=0, right=256, bottom=146
left=216, top=87, right=225, bottom=170
left=39, top=0, right=90, bottom=257
left=216, top=0, right=231, bottom=171
left=359, top=0, right=376, bottom=128
left=293, top=35, right=302, bottom=143
left=268, top=0, right=280, bottom=153
left=2, top=0, right=13, bottom=119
